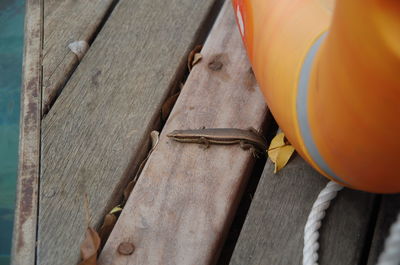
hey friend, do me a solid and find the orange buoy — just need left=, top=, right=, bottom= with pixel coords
left=232, top=0, right=400, bottom=193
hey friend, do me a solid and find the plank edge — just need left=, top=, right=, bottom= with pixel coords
left=11, top=0, right=43, bottom=263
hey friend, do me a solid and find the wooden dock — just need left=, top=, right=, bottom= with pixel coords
left=12, top=0, right=399, bottom=264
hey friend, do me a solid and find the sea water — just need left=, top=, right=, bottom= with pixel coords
left=0, top=0, right=25, bottom=264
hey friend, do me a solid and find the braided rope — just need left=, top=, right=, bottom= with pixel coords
left=303, top=181, right=343, bottom=265
left=377, top=212, right=400, bottom=265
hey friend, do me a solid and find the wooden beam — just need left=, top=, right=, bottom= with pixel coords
left=11, top=0, right=43, bottom=264
left=38, top=0, right=223, bottom=264
left=229, top=152, right=376, bottom=265
left=42, top=0, right=118, bottom=114
left=98, top=2, right=269, bottom=264
left=367, top=195, right=400, bottom=265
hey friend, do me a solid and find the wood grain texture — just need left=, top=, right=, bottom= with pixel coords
left=11, top=0, right=43, bottom=264
left=38, top=0, right=222, bottom=264
left=229, top=153, right=376, bottom=265
left=98, top=2, right=269, bottom=264
left=367, top=195, right=400, bottom=265
left=42, top=0, right=117, bottom=114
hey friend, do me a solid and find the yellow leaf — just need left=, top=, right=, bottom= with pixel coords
left=109, top=205, right=123, bottom=215
left=268, top=132, right=295, bottom=173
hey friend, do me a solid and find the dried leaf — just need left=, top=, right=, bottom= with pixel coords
left=161, top=92, right=180, bottom=121
left=79, top=227, right=101, bottom=265
left=187, top=45, right=203, bottom=71
left=150, top=131, right=160, bottom=148
left=268, top=132, right=295, bottom=173
left=98, top=214, right=117, bottom=248
left=192, top=53, right=202, bottom=67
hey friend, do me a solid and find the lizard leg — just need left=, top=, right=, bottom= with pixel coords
left=240, top=141, right=261, bottom=158
left=252, top=149, right=261, bottom=158
left=239, top=140, right=253, bottom=150
left=247, top=126, right=262, bottom=135
left=198, top=137, right=210, bottom=149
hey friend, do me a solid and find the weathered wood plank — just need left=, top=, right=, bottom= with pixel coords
left=38, top=0, right=223, bottom=264
left=98, top=2, right=269, bottom=264
left=367, top=195, right=400, bottom=265
left=229, top=152, right=376, bottom=265
left=42, top=0, right=118, bottom=114
left=11, top=0, right=43, bottom=264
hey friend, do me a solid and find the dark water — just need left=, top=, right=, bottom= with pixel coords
left=0, top=0, right=25, bottom=264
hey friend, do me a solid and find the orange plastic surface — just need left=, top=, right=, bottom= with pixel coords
left=233, top=0, right=400, bottom=193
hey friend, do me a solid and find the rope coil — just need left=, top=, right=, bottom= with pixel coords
left=303, top=181, right=343, bottom=265
left=303, top=181, right=400, bottom=265
left=377, top=212, right=400, bottom=265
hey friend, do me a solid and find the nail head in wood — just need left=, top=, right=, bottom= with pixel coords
left=117, top=242, right=135, bottom=255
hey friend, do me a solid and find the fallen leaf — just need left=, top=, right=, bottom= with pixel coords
left=268, top=132, right=295, bottom=173
left=79, top=227, right=101, bottom=265
left=187, top=45, right=203, bottom=71
left=150, top=131, right=160, bottom=148
left=109, top=205, right=123, bottom=215
left=192, top=53, right=202, bottom=67
left=98, top=214, right=117, bottom=248
left=161, top=92, right=180, bottom=121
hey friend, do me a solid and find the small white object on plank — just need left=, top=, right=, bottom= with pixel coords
left=98, top=2, right=269, bottom=264
left=68, top=40, right=89, bottom=61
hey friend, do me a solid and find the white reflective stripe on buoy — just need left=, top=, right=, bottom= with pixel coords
left=296, top=32, right=348, bottom=185
left=236, top=5, right=245, bottom=36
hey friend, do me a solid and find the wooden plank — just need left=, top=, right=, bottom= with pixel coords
left=367, top=195, right=400, bottom=265
left=11, top=0, right=43, bottom=264
left=42, top=0, right=118, bottom=114
left=229, top=152, right=376, bottom=265
left=98, top=2, right=269, bottom=264
left=38, top=0, right=223, bottom=264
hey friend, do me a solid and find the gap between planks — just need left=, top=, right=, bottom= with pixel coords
left=41, top=0, right=120, bottom=115
left=98, top=2, right=270, bottom=264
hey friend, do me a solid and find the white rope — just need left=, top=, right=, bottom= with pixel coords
left=303, top=181, right=343, bottom=265
left=377, top=212, right=400, bottom=265
left=303, top=181, right=400, bottom=265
